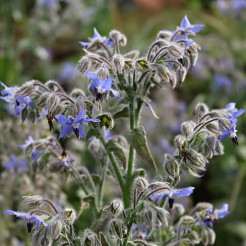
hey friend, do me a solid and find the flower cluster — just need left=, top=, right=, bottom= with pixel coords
left=1, top=16, right=243, bottom=246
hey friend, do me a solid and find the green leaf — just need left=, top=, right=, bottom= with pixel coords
left=21, top=107, right=28, bottom=123
left=106, top=139, right=127, bottom=170
left=125, top=127, right=157, bottom=172
left=113, top=107, right=129, bottom=119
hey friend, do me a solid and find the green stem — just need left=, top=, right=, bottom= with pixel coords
left=229, top=165, right=246, bottom=212
left=100, top=136, right=125, bottom=194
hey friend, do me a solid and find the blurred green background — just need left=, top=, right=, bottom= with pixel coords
left=1, top=0, right=246, bottom=245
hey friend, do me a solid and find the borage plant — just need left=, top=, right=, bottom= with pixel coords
left=1, top=16, right=244, bottom=246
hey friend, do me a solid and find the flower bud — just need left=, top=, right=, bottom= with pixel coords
left=177, top=66, right=187, bottom=86
left=180, top=215, right=195, bottom=225
left=174, top=135, right=186, bottom=149
left=104, top=199, right=124, bottom=217
left=62, top=208, right=76, bottom=225
left=195, top=103, right=209, bottom=121
left=164, top=154, right=180, bottom=179
left=81, top=229, right=99, bottom=246
left=32, top=230, right=53, bottom=246
left=156, top=30, right=173, bottom=40
left=172, top=203, right=185, bottom=216
left=47, top=94, right=61, bottom=114
left=113, top=54, right=125, bottom=73
left=51, top=218, right=63, bottom=240
left=36, top=93, right=50, bottom=108
left=109, top=30, right=127, bottom=46
left=16, top=81, right=35, bottom=97
left=133, top=177, right=149, bottom=196
left=181, top=121, right=196, bottom=138
left=70, top=88, right=86, bottom=99
left=202, top=227, right=216, bottom=246
left=23, top=195, right=44, bottom=210
left=108, top=219, right=127, bottom=239
left=98, top=113, right=114, bottom=129
left=77, top=57, right=89, bottom=74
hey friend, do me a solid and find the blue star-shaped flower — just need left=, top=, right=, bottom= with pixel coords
left=0, top=82, right=17, bottom=103
left=202, top=203, right=229, bottom=228
left=86, top=71, right=120, bottom=101
left=57, top=109, right=100, bottom=139
left=79, top=28, right=113, bottom=49
left=171, top=16, right=204, bottom=45
left=0, top=82, right=35, bottom=115
left=3, top=154, right=28, bottom=174
left=4, top=210, right=50, bottom=232
left=219, top=103, right=245, bottom=145
left=150, top=186, right=195, bottom=209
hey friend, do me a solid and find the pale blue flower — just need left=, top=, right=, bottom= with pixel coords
left=150, top=186, right=195, bottom=208
left=219, top=103, right=245, bottom=145
left=86, top=71, right=120, bottom=101
left=4, top=210, right=49, bottom=232
left=202, top=203, right=229, bottom=228
left=57, top=109, right=100, bottom=139
left=79, top=28, right=113, bottom=49
left=3, top=154, right=28, bottom=174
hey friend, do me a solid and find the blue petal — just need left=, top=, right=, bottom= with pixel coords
left=83, top=117, right=100, bottom=124
left=111, top=89, right=120, bottom=100
left=101, top=78, right=113, bottom=91
left=93, top=28, right=102, bottom=39
left=89, top=80, right=100, bottom=91
left=4, top=210, right=18, bottom=216
left=79, top=41, right=90, bottom=48
left=219, top=130, right=230, bottom=141
left=173, top=186, right=195, bottom=197
left=78, top=125, right=85, bottom=139
left=57, top=115, right=72, bottom=124
left=233, top=109, right=245, bottom=118
left=225, top=102, right=236, bottom=111
left=150, top=192, right=168, bottom=203
left=189, top=24, right=204, bottom=34
left=74, top=109, right=85, bottom=123
left=85, top=70, right=98, bottom=80
left=59, top=124, right=73, bottom=139
left=180, top=16, right=190, bottom=29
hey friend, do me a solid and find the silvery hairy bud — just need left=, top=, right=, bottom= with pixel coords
left=74, top=96, right=85, bottom=115
left=177, top=66, right=187, bottom=86
left=174, top=135, right=187, bottom=149
left=47, top=94, right=60, bottom=114
left=62, top=208, right=76, bottom=225
left=50, top=217, right=63, bottom=240
left=70, top=88, right=86, bottom=99
left=202, top=227, right=216, bottom=246
left=133, top=177, right=148, bottom=197
left=16, top=80, right=35, bottom=97
left=195, top=103, right=209, bottom=122
left=181, top=121, right=196, bottom=138
left=111, top=135, right=128, bottom=149
left=179, top=215, right=195, bottom=225
left=156, top=30, right=173, bottom=40
left=45, top=80, right=64, bottom=92
left=23, top=195, right=44, bottom=210
left=77, top=57, right=89, bottom=74
left=191, top=202, right=213, bottom=216
left=36, top=93, right=49, bottom=108
left=104, top=199, right=124, bottom=217
left=188, top=230, right=200, bottom=244
left=172, top=203, right=185, bottom=216
left=168, top=44, right=183, bottom=58
left=81, top=229, right=100, bottom=246
left=109, top=30, right=127, bottom=46
left=187, top=43, right=200, bottom=67
left=97, top=67, right=110, bottom=79
left=168, top=70, right=177, bottom=89
left=112, top=54, right=125, bottom=73
left=164, top=154, right=180, bottom=180
left=155, top=206, right=169, bottom=226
